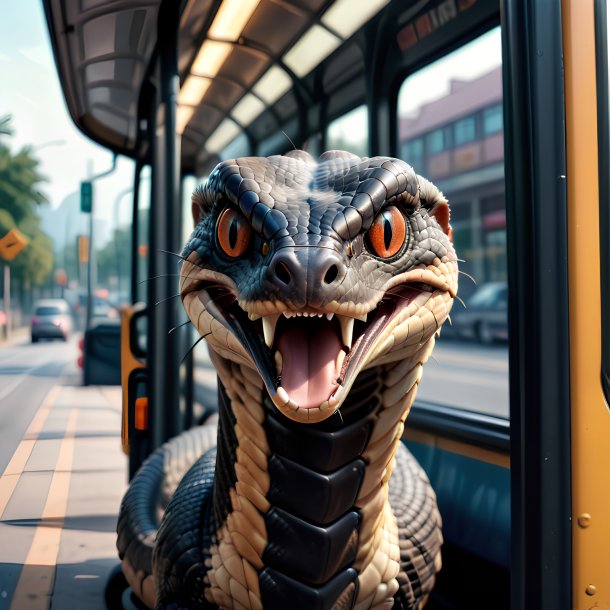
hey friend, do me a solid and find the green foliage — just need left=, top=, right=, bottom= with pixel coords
left=0, top=208, right=15, bottom=234
left=0, top=115, right=53, bottom=286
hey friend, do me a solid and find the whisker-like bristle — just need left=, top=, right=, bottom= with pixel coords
left=458, top=270, right=477, bottom=286
left=159, top=248, right=188, bottom=262
left=154, top=293, right=181, bottom=307
left=168, top=320, right=193, bottom=335
left=455, top=295, right=467, bottom=310
left=139, top=273, right=181, bottom=285
left=180, top=332, right=212, bottom=365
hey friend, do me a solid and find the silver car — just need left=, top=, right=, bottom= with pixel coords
left=451, top=282, right=508, bottom=344
left=31, top=299, right=73, bottom=342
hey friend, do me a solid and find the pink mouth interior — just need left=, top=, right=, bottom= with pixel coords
left=277, top=320, right=342, bottom=409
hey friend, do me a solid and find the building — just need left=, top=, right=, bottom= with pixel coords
left=399, top=66, right=505, bottom=294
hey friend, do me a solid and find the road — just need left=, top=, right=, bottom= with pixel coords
left=418, top=338, right=509, bottom=418
left=0, top=336, right=77, bottom=473
left=0, top=334, right=126, bottom=609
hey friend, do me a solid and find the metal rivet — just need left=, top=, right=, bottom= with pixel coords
left=577, top=513, right=591, bottom=528
left=585, top=584, right=597, bottom=596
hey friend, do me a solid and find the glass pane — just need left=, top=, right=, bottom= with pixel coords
left=221, top=132, right=250, bottom=160
left=454, top=116, right=476, bottom=145
left=326, top=105, right=368, bottom=157
left=397, top=27, right=508, bottom=418
left=483, top=104, right=503, bottom=135
left=136, top=165, right=151, bottom=304
left=427, top=129, right=445, bottom=154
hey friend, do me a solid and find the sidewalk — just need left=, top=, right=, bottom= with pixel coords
left=0, top=326, right=30, bottom=347
left=0, top=375, right=126, bottom=609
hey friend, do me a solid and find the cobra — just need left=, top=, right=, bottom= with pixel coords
left=117, top=150, right=458, bottom=610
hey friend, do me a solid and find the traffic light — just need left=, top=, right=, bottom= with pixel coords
left=80, top=181, right=92, bottom=213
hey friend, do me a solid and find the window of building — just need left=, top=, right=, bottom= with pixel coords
left=401, top=137, right=424, bottom=169
left=483, top=104, right=503, bottom=135
left=454, top=116, right=476, bottom=146
left=326, top=105, right=368, bottom=157
left=397, top=27, right=507, bottom=418
left=427, top=128, right=445, bottom=154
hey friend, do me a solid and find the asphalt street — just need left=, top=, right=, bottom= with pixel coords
left=418, top=338, right=509, bottom=418
left=0, top=335, right=77, bottom=474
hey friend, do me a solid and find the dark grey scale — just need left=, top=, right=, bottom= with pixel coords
left=218, top=163, right=237, bottom=183
left=388, top=444, right=443, bottom=610
left=251, top=202, right=272, bottom=235
left=369, top=168, right=400, bottom=197
left=259, top=368, right=387, bottom=610
left=211, top=385, right=238, bottom=528
left=342, top=207, right=363, bottom=240
left=239, top=191, right=260, bottom=222
left=262, top=209, right=290, bottom=242
left=154, top=450, right=217, bottom=610
left=350, top=192, right=375, bottom=227
left=331, top=212, right=350, bottom=242
left=358, top=179, right=388, bottom=216
left=223, top=173, right=243, bottom=202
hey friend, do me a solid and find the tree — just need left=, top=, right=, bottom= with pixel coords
left=0, top=115, right=53, bottom=287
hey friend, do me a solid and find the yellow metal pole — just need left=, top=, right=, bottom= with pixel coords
left=562, top=0, right=610, bottom=607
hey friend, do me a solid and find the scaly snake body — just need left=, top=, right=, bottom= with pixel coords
left=117, top=150, right=458, bottom=610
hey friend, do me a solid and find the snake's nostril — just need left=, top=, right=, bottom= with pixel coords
left=274, top=261, right=292, bottom=285
left=323, top=264, right=339, bottom=285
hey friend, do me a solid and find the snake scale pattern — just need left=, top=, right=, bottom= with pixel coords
left=117, top=150, right=458, bottom=610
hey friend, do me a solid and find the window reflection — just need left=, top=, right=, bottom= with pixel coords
left=326, top=105, right=368, bottom=157
left=397, top=27, right=508, bottom=418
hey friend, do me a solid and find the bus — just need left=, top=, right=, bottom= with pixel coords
left=41, top=0, right=610, bottom=608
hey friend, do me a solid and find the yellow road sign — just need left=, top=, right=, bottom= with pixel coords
left=78, top=235, right=89, bottom=263
left=0, top=229, right=29, bottom=261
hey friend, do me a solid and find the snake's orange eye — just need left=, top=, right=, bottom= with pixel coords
left=217, top=208, right=252, bottom=258
left=367, top=206, right=407, bottom=258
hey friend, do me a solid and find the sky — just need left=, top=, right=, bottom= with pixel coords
left=0, top=0, right=137, bottom=246
left=398, top=27, right=502, bottom=116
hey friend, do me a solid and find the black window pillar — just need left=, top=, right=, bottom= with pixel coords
left=148, top=0, right=183, bottom=450
left=502, top=1, right=571, bottom=609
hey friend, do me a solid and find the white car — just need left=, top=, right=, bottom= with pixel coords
left=31, top=299, right=73, bottom=342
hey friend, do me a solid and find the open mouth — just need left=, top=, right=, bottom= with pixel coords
left=182, top=274, right=442, bottom=422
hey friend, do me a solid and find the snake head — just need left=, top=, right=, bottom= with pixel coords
left=180, top=150, right=458, bottom=424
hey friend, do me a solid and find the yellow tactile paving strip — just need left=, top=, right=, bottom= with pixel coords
left=0, top=384, right=126, bottom=610
left=0, top=386, right=60, bottom=518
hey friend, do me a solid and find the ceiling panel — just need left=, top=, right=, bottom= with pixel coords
left=243, top=0, right=308, bottom=56
left=221, top=47, right=269, bottom=90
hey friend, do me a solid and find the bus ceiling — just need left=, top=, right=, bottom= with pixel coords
left=42, top=0, right=499, bottom=178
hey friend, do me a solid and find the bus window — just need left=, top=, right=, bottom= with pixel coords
left=221, top=132, right=250, bottom=160
left=136, top=165, right=151, bottom=304
left=397, top=27, right=508, bottom=418
left=326, top=105, right=368, bottom=157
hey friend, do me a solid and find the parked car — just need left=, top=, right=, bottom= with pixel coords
left=31, top=299, right=73, bottom=342
left=452, top=281, right=508, bottom=344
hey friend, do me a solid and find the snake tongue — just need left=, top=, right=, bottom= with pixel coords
left=277, top=320, right=341, bottom=409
